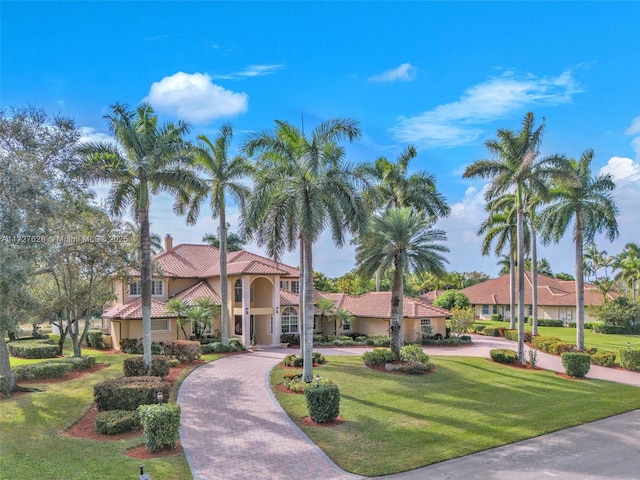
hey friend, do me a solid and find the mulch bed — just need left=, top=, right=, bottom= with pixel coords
left=65, top=403, right=142, bottom=441
left=486, top=358, right=541, bottom=370
left=126, top=441, right=184, bottom=459
left=300, top=416, right=345, bottom=427
left=276, top=383, right=303, bottom=394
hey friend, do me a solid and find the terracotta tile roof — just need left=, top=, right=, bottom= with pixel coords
left=173, top=281, right=221, bottom=305
left=418, top=290, right=448, bottom=304
left=102, top=298, right=171, bottom=319
left=460, top=273, right=613, bottom=307
left=316, top=291, right=451, bottom=319
left=201, top=259, right=292, bottom=277
left=280, top=288, right=299, bottom=306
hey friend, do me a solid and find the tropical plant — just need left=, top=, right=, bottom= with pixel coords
left=187, top=298, right=219, bottom=340
left=80, top=102, right=205, bottom=369
left=539, top=149, right=619, bottom=350
left=165, top=298, right=192, bottom=340
left=202, top=227, right=246, bottom=252
left=464, top=112, right=565, bottom=362
left=243, top=118, right=365, bottom=381
left=178, top=124, right=252, bottom=346
left=123, top=221, right=163, bottom=265
left=431, top=290, right=471, bottom=311
left=356, top=207, right=449, bottom=357
left=315, top=297, right=337, bottom=333
left=332, top=308, right=354, bottom=334
left=614, top=242, right=640, bottom=304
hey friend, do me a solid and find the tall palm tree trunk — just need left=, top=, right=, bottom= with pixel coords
left=219, top=202, right=230, bottom=346
left=375, top=268, right=382, bottom=291
left=575, top=212, right=585, bottom=351
left=531, top=224, right=539, bottom=337
left=302, top=236, right=314, bottom=382
left=139, top=206, right=152, bottom=371
left=516, top=208, right=526, bottom=364
left=389, top=254, right=404, bottom=358
left=299, top=236, right=305, bottom=359
left=509, top=252, right=516, bottom=330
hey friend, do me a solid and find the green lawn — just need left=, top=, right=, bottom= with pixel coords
left=1, top=347, right=221, bottom=480
left=475, top=320, right=640, bottom=361
left=271, top=355, right=640, bottom=476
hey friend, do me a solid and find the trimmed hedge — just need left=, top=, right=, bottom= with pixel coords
left=620, top=349, right=640, bottom=371
left=283, top=352, right=326, bottom=367
left=364, top=336, right=391, bottom=347
left=532, top=336, right=562, bottom=352
left=362, top=348, right=396, bottom=367
left=593, top=324, right=628, bottom=335
left=473, top=325, right=486, bottom=333
left=168, top=340, right=201, bottom=362
left=123, top=355, right=170, bottom=378
left=85, top=329, right=105, bottom=349
left=95, top=410, right=141, bottom=435
left=530, top=319, right=564, bottom=327
left=13, top=362, right=71, bottom=381
left=200, top=341, right=245, bottom=353
left=399, top=344, right=429, bottom=364
left=590, top=351, right=617, bottom=367
left=8, top=340, right=58, bottom=359
left=490, top=349, right=518, bottom=364
left=490, top=314, right=503, bottom=322
left=547, top=342, right=575, bottom=355
left=482, top=327, right=503, bottom=337
left=137, top=403, right=181, bottom=452
left=305, top=383, right=340, bottom=423
left=561, top=352, right=591, bottom=378
left=48, top=355, right=96, bottom=371
left=94, top=376, right=170, bottom=412
left=422, top=335, right=472, bottom=346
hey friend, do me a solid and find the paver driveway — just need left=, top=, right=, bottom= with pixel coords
left=178, top=336, right=640, bottom=480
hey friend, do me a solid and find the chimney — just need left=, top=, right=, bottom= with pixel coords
left=164, top=234, right=173, bottom=252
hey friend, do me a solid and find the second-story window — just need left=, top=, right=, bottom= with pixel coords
left=290, top=281, right=300, bottom=294
left=129, top=281, right=141, bottom=296
left=235, top=279, right=242, bottom=302
left=152, top=280, right=163, bottom=296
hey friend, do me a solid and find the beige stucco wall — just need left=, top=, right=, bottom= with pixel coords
left=110, top=318, right=193, bottom=351
left=253, top=313, right=273, bottom=344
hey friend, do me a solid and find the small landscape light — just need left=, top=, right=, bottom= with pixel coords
left=156, top=391, right=164, bottom=404
left=315, top=374, right=321, bottom=385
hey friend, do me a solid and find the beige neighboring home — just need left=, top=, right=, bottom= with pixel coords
left=102, top=235, right=452, bottom=349
left=458, top=272, right=613, bottom=323
left=316, top=292, right=451, bottom=342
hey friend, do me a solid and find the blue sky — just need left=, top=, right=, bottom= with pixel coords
left=2, top=1, right=639, bottom=278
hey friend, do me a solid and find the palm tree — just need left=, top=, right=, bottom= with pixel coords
left=539, top=149, right=619, bottom=350
left=243, top=118, right=366, bottom=382
left=202, top=227, right=246, bottom=252
left=315, top=297, right=336, bottom=334
left=464, top=112, right=564, bottom=363
left=359, top=145, right=450, bottom=290
left=332, top=308, right=354, bottom=334
left=179, top=124, right=252, bottom=347
left=187, top=298, right=217, bottom=340
left=124, top=221, right=163, bottom=265
left=615, top=243, right=640, bottom=304
left=166, top=298, right=192, bottom=340
left=356, top=207, right=449, bottom=357
left=80, top=102, right=204, bottom=369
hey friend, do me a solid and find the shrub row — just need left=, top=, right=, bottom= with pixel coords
left=8, top=339, right=58, bottom=359
left=593, top=324, right=628, bottom=335
left=482, top=327, right=504, bottom=337
left=529, top=318, right=565, bottom=327
left=200, top=339, right=246, bottom=354
left=85, top=329, right=105, bottom=349
left=94, top=376, right=170, bottom=412
left=422, top=335, right=472, bottom=346
left=170, top=340, right=201, bottom=362
left=137, top=403, right=181, bottom=452
left=283, top=373, right=334, bottom=393
left=283, top=352, right=325, bottom=367
left=13, top=362, right=71, bottom=381
left=47, top=355, right=96, bottom=371
left=95, top=410, right=141, bottom=435
left=490, top=349, right=518, bottom=364
left=590, top=351, right=617, bottom=367
left=305, top=383, right=340, bottom=423
left=620, top=349, right=640, bottom=371
left=123, top=356, right=170, bottom=378
left=561, top=352, right=591, bottom=378
left=362, top=348, right=396, bottom=367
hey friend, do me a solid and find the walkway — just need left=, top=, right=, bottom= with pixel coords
left=178, top=336, right=640, bottom=480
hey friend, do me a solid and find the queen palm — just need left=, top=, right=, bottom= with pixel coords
left=615, top=243, right=640, bottom=304
left=166, top=298, right=192, bottom=340
left=539, top=149, right=619, bottom=350
left=80, top=103, right=204, bottom=369
left=179, top=124, right=252, bottom=346
left=356, top=207, right=449, bottom=357
left=243, top=118, right=366, bottom=381
left=359, top=145, right=450, bottom=290
left=464, top=112, right=563, bottom=363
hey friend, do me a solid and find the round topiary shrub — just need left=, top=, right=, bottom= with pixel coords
left=137, top=403, right=181, bottom=452
left=490, top=349, right=518, bottom=364
left=305, top=382, right=340, bottom=423
left=95, top=409, right=141, bottom=435
left=94, top=376, right=170, bottom=411
left=362, top=348, right=396, bottom=367
left=123, top=355, right=170, bottom=378
left=561, top=352, right=592, bottom=378
left=399, top=344, right=429, bottom=364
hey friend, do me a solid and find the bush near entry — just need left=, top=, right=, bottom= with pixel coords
left=620, top=349, right=640, bottom=371
left=123, top=355, right=170, bottom=378
left=137, top=403, right=181, bottom=452
left=561, top=352, right=591, bottom=378
left=362, top=349, right=396, bottom=367
left=94, top=376, right=170, bottom=412
left=305, top=382, right=340, bottom=423
left=490, top=349, right=518, bottom=364
left=590, top=351, right=617, bottom=367
left=95, top=410, right=141, bottom=435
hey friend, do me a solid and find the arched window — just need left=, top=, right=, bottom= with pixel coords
left=234, top=279, right=242, bottom=302
left=281, top=307, right=298, bottom=334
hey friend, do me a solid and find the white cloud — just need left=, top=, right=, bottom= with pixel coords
left=369, top=63, right=417, bottom=83
left=391, top=69, right=584, bottom=148
left=600, top=156, right=640, bottom=183
left=625, top=116, right=640, bottom=136
left=145, top=72, right=248, bottom=124
left=212, top=64, right=284, bottom=80
left=78, top=126, right=114, bottom=145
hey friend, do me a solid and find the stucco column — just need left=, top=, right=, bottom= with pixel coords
left=272, top=277, right=281, bottom=346
left=242, top=275, right=251, bottom=348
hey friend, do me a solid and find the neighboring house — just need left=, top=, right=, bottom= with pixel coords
left=102, top=235, right=451, bottom=349
left=458, top=273, right=613, bottom=323
left=418, top=289, right=448, bottom=305
left=316, top=292, right=451, bottom=342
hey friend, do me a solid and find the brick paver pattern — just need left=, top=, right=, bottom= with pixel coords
left=178, top=350, right=362, bottom=480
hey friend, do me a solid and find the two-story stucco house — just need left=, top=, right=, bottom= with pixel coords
left=102, top=235, right=451, bottom=349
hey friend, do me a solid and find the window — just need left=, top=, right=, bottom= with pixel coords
left=482, top=304, right=489, bottom=315
left=342, top=319, right=351, bottom=332
left=281, top=307, right=299, bottom=334
left=151, top=280, right=163, bottom=296
left=493, top=305, right=498, bottom=314
left=420, top=318, right=432, bottom=335
left=528, top=305, right=533, bottom=316
left=234, top=279, right=242, bottom=302
left=290, top=281, right=300, bottom=294
left=270, top=316, right=273, bottom=335
left=129, top=281, right=141, bottom=296
left=280, top=280, right=289, bottom=290
left=151, top=319, right=169, bottom=331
